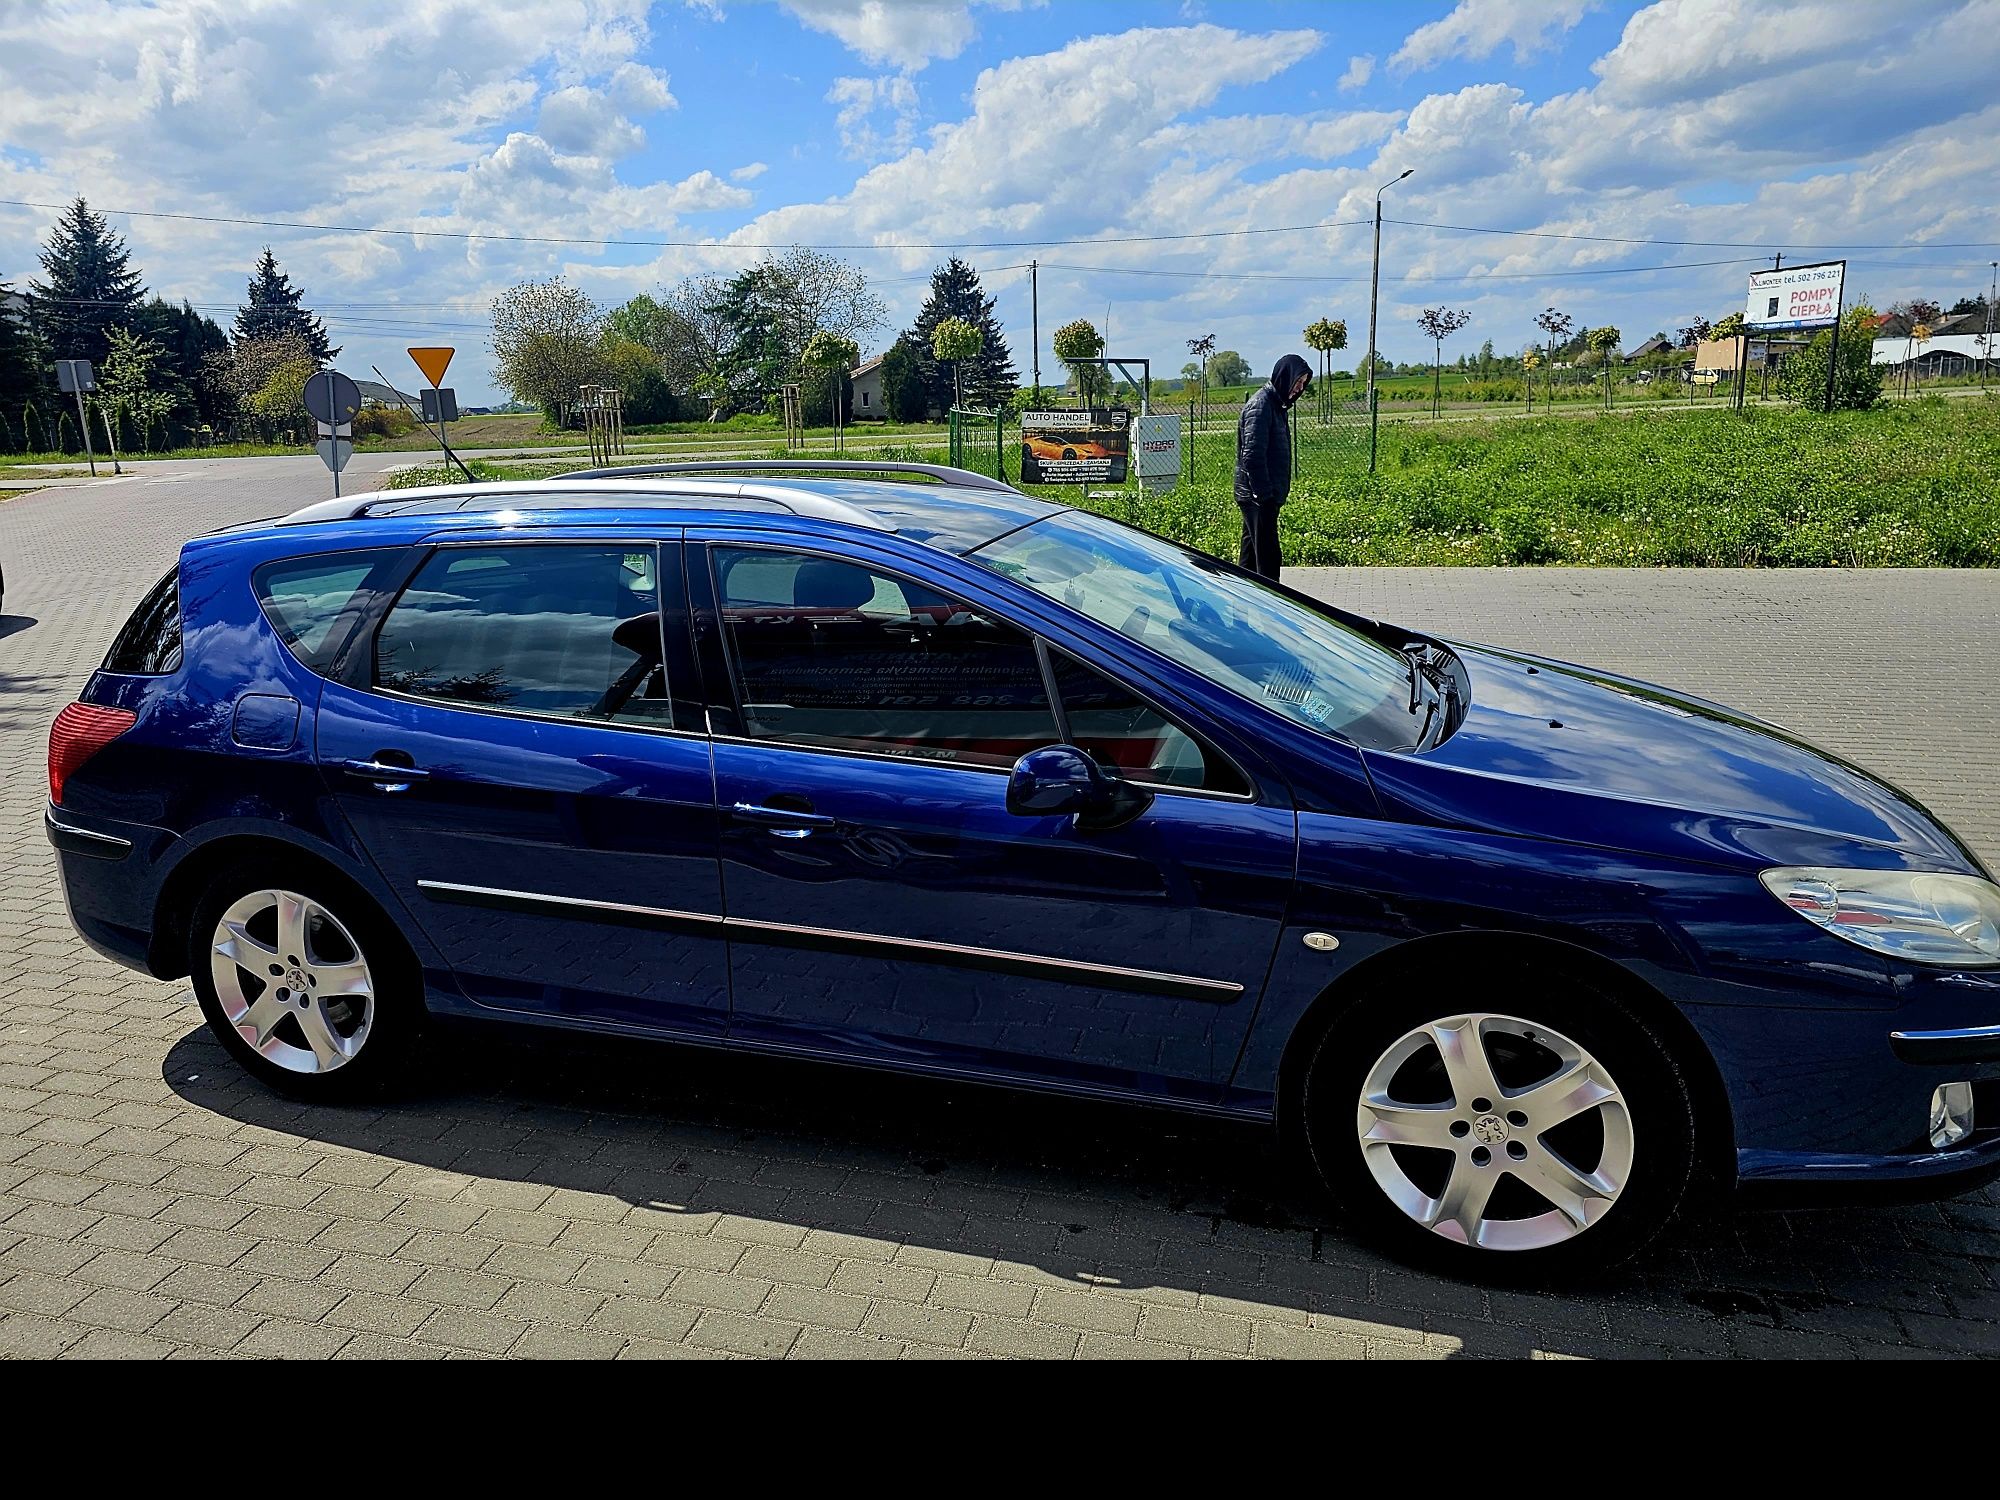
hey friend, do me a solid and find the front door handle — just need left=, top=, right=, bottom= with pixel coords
left=732, top=801, right=837, bottom=837
left=341, top=757, right=430, bottom=791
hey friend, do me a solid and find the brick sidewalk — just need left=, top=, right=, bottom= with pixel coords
left=2, top=466, right=1996, bottom=1358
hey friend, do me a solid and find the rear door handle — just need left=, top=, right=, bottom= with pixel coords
left=341, top=758, right=430, bottom=790
left=732, top=801, right=837, bottom=837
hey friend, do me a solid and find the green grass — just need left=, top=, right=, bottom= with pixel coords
left=388, top=397, right=2000, bottom=568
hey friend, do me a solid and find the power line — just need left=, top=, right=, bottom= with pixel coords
left=1036, top=254, right=1771, bottom=284
left=0, top=197, right=1371, bottom=252
left=1387, top=217, right=2000, bottom=251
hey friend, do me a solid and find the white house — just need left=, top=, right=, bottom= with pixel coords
left=849, top=355, right=886, bottom=420
left=1872, top=334, right=1992, bottom=378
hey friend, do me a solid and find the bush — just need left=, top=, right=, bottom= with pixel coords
left=351, top=406, right=417, bottom=440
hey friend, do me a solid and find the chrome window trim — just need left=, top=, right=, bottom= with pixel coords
left=369, top=688, right=709, bottom=742
left=416, top=879, right=1243, bottom=1001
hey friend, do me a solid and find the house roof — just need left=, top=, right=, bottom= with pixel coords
left=849, top=355, right=884, bottom=378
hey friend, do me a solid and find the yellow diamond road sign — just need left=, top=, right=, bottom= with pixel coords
left=408, top=346, right=455, bottom=388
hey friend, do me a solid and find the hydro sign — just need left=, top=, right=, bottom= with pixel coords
left=1745, top=260, right=1846, bottom=332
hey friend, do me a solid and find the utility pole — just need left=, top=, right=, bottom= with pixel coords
left=1366, top=168, right=1413, bottom=475
left=1029, top=260, right=1040, bottom=402
left=1984, top=260, right=1997, bottom=393
left=1761, top=252, right=1780, bottom=402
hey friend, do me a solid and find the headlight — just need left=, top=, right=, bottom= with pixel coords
left=1760, top=867, right=2000, bottom=966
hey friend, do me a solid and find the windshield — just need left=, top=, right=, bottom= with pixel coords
left=970, top=510, right=1419, bottom=748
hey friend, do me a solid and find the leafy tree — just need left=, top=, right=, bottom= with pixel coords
left=1207, top=349, right=1251, bottom=388
left=1712, top=311, right=1746, bottom=340
left=1302, top=317, right=1348, bottom=403
left=1948, top=294, right=1987, bottom=316
left=1676, top=317, right=1713, bottom=349
left=1415, top=307, right=1471, bottom=417
left=646, top=275, right=736, bottom=419
left=1781, top=303, right=1884, bottom=412
left=134, top=298, right=231, bottom=430
left=901, top=258, right=1016, bottom=412
left=801, top=329, right=860, bottom=426
left=930, top=316, right=982, bottom=408
left=1533, top=308, right=1574, bottom=405
left=878, top=335, right=928, bottom=422
left=212, top=332, right=319, bottom=440
left=599, top=336, right=678, bottom=425
left=490, top=277, right=605, bottom=425
left=1053, top=318, right=1105, bottom=404
left=1184, top=333, right=1216, bottom=422
left=234, top=249, right=333, bottom=362
left=1585, top=325, right=1622, bottom=408
left=98, top=326, right=177, bottom=452
left=30, top=197, right=145, bottom=366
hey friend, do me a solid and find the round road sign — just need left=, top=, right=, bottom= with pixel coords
left=303, top=370, right=363, bottom=425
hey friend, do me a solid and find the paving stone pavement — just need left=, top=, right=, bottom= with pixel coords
left=1, top=460, right=1997, bottom=1360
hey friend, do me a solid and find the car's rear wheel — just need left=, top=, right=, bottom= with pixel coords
left=188, top=862, right=419, bottom=1098
left=1301, top=969, right=1696, bottom=1280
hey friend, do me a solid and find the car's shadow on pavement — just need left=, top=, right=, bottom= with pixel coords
left=157, top=1015, right=1979, bottom=1357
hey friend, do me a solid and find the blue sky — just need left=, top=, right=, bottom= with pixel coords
left=3, top=1, right=1997, bottom=401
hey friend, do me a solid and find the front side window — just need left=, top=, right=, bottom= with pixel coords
left=374, top=545, right=669, bottom=724
left=713, top=547, right=1056, bottom=769
left=1048, top=649, right=1246, bottom=795
left=971, top=509, right=1417, bottom=748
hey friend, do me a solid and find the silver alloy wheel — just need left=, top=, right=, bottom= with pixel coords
left=209, top=889, right=374, bottom=1075
left=1354, top=1012, right=1634, bottom=1252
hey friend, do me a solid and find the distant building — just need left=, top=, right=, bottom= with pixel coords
left=849, top=355, right=885, bottom=419
left=1625, top=335, right=1672, bottom=361
left=1872, top=333, right=1992, bottom=378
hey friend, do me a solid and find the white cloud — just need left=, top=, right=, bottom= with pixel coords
left=782, top=0, right=1043, bottom=73
left=1392, top=0, right=1598, bottom=73
left=730, top=161, right=770, bottom=181
left=1147, top=110, right=1400, bottom=163
left=827, top=73, right=922, bottom=159
left=1339, top=53, right=1375, bottom=91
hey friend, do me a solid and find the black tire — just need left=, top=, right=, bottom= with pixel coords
left=1300, top=964, right=1696, bottom=1283
left=187, top=858, right=422, bottom=1100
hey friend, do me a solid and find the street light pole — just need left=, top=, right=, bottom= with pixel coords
left=1367, top=168, right=1413, bottom=475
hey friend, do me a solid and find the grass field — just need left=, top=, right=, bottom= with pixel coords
left=399, top=397, right=2000, bottom=568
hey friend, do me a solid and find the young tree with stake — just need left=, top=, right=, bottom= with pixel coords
left=1416, top=307, right=1471, bottom=418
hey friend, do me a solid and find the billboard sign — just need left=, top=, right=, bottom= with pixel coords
left=1745, top=260, right=1845, bottom=331
left=1019, top=408, right=1129, bottom=484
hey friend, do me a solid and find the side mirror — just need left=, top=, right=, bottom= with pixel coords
left=1006, top=744, right=1153, bottom=831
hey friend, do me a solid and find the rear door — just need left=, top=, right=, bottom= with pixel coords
left=315, top=532, right=730, bottom=1036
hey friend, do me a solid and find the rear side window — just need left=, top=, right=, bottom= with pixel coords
left=374, top=544, right=669, bottom=725
left=254, top=549, right=404, bottom=672
left=103, top=569, right=183, bottom=675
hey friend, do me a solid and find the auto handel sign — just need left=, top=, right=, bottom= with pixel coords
left=1745, top=260, right=1846, bottom=331
left=1019, top=408, right=1130, bottom=484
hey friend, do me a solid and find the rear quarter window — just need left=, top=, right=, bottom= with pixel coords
left=103, top=568, right=183, bottom=675
left=253, top=549, right=405, bottom=672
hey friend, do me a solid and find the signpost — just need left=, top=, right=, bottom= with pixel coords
left=303, top=369, right=362, bottom=497
left=1133, top=412, right=1181, bottom=493
left=55, top=360, right=99, bottom=477
left=407, top=347, right=460, bottom=474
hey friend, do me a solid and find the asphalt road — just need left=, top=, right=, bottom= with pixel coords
left=0, top=455, right=1995, bottom=1359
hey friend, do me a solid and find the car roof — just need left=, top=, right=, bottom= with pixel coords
left=266, top=462, right=1065, bottom=557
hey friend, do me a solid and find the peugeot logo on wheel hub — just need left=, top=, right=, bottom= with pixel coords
left=1472, top=1113, right=1508, bottom=1145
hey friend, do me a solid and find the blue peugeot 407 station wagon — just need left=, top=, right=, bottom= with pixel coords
left=44, top=461, right=2000, bottom=1278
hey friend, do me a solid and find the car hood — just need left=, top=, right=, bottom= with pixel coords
left=1360, top=642, right=1983, bottom=874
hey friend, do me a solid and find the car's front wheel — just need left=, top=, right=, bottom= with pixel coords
left=188, top=863, right=420, bottom=1098
left=1302, top=971, right=1696, bottom=1280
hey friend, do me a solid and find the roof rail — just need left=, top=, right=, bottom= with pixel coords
left=562, top=458, right=1021, bottom=496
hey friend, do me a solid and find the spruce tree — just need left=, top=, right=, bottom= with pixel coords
left=0, top=287, right=50, bottom=450
left=29, top=197, right=146, bottom=366
left=234, top=248, right=335, bottom=361
left=135, top=298, right=232, bottom=429
left=902, top=258, right=1017, bottom=413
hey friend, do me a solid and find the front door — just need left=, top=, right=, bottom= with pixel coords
left=693, top=538, right=1295, bottom=1100
left=316, top=536, right=729, bottom=1036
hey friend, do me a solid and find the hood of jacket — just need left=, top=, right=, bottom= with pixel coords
left=1268, top=353, right=1312, bottom=407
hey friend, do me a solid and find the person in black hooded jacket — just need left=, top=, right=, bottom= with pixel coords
left=1233, top=352, right=1312, bottom=579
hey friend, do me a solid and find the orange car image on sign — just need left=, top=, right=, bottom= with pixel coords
left=1019, top=408, right=1129, bottom=484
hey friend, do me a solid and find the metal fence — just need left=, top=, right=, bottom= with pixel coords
left=948, top=405, right=1007, bottom=481
left=1171, top=389, right=1372, bottom=491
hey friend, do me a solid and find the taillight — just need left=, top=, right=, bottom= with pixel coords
left=48, top=702, right=136, bottom=806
